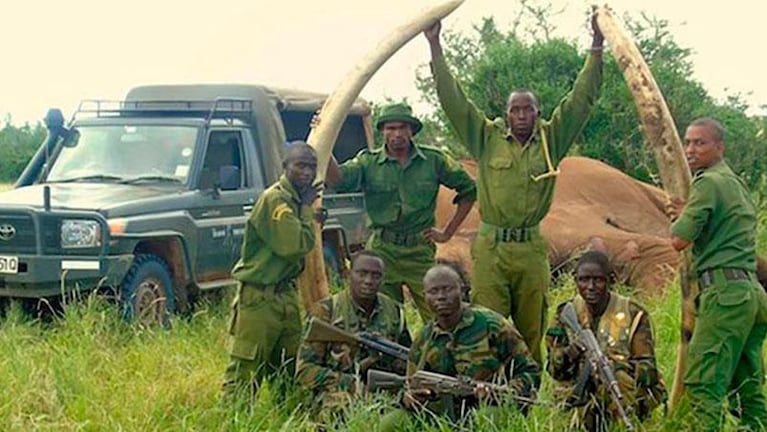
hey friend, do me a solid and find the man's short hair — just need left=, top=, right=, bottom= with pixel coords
left=423, top=263, right=462, bottom=287
left=351, top=249, right=385, bottom=269
left=507, top=88, right=540, bottom=109
left=575, top=250, right=613, bottom=277
left=282, top=141, right=317, bottom=166
left=689, top=117, right=725, bottom=142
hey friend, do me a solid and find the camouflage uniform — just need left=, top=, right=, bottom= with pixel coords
left=379, top=305, right=540, bottom=429
left=546, top=293, right=665, bottom=430
left=671, top=160, right=767, bottom=431
left=334, top=143, right=476, bottom=319
left=431, top=51, right=602, bottom=364
left=295, top=290, right=411, bottom=412
left=223, top=175, right=315, bottom=393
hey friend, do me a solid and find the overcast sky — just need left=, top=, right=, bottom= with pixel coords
left=2, top=0, right=765, bottom=125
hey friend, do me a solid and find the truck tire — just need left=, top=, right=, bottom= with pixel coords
left=120, top=254, right=176, bottom=326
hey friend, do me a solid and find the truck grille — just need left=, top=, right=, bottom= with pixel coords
left=0, top=213, right=36, bottom=254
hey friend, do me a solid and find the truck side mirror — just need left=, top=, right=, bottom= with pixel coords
left=44, top=109, right=65, bottom=132
left=43, top=108, right=79, bottom=147
left=218, top=165, right=240, bottom=191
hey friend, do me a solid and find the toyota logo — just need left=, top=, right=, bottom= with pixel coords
left=0, top=223, right=16, bottom=241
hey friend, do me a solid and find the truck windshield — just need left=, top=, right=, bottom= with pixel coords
left=46, top=125, right=198, bottom=184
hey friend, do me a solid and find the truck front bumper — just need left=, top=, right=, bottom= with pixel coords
left=0, top=253, right=135, bottom=298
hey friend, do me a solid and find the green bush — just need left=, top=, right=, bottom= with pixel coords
left=0, top=117, right=44, bottom=182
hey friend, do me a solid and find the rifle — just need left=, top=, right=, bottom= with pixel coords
left=561, top=302, right=636, bottom=431
left=304, top=317, right=409, bottom=362
left=366, top=369, right=540, bottom=406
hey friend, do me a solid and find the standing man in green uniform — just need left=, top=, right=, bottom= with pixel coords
left=424, top=14, right=604, bottom=363
left=295, top=249, right=411, bottom=416
left=668, top=118, right=767, bottom=430
left=325, top=103, right=477, bottom=320
left=223, top=142, right=320, bottom=398
left=379, top=264, right=540, bottom=430
left=546, top=251, right=665, bottom=431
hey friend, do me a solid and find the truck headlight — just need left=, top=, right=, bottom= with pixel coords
left=61, top=219, right=102, bottom=248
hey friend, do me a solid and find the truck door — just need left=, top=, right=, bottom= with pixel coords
left=190, top=129, right=263, bottom=287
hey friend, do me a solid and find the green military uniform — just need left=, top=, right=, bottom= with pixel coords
left=295, top=290, right=411, bottom=412
left=671, top=160, right=767, bottom=431
left=334, top=144, right=476, bottom=319
left=223, top=175, right=316, bottom=393
left=546, top=293, right=665, bottom=430
left=379, top=304, right=541, bottom=429
left=431, top=51, right=603, bottom=364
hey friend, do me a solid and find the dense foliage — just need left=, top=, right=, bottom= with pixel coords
left=0, top=115, right=45, bottom=183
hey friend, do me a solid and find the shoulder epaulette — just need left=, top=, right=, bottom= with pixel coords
left=416, top=143, right=446, bottom=155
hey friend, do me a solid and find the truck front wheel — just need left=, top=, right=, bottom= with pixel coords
left=120, top=254, right=176, bottom=326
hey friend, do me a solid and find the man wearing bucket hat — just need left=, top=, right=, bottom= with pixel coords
left=326, top=102, right=476, bottom=320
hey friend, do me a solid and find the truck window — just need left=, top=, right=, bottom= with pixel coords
left=200, top=131, right=245, bottom=190
left=280, top=111, right=368, bottom=163
left=46, top=125, right=198, bottom=183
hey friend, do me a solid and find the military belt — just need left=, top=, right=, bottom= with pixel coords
left=376, top=229, right=422, bottom=247
left=479, top=221, right=539, bottom=243
left=698, top=267, right=752, bottom=290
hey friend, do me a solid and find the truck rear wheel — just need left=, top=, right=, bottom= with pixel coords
left=120, top=254, right=176, bottom=326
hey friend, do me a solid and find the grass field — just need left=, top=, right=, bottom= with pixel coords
left=0, top=278, right=754, bottom=431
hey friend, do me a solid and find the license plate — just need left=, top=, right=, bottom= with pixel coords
left=0, top=256, right=19, bottom=274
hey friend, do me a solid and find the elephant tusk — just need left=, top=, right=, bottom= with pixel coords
left=307, top=0, right=466, bottom=181
left=595, top=5, right=693, bottom=409
left=297, top=0, right=466, bottom=313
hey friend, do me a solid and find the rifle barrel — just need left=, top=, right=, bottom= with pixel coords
left=360, top=333, right=409, bottom=361
left=306, top=318, right=410, bottom=361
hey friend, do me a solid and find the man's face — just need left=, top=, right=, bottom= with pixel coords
left=381, top=121, right=413, bottom=153
left=349, top=255, right=384, bottom=303
left=506, top=92, right=539, bottom=138
left=284, top=151, right=317, bottom=190
left=575, top=262, right=609, bottom=309
left=424, top=271, right=462, bottom=319
left=684, top=124, right=724, bottom=171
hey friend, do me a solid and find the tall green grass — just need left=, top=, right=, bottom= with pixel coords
left=0, top=278, right=756, bottom=431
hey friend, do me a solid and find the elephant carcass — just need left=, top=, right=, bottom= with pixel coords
left=435, top=156, right=681, bottom=293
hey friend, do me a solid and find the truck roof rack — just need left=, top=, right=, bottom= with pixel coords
left=70, top=98, right=254, bottom=126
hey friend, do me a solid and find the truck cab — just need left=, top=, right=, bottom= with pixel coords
left=0, top=84, right=371, bottom=324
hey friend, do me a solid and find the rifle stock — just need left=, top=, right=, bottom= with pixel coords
left=367, top=369, right=406, bottom=393
left=305, top=317, right=410, bottom=361
left=561, top=302, right=636, bottom=431
left=305, top=317, right=360, bottom=344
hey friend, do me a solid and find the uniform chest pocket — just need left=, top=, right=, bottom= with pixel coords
left=367, top=176, right=397, bottom=194
left=411, top=180, right=438, bottom=208
left=487, top=157, right=513, bottom=187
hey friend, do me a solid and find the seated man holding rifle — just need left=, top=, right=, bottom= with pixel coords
left=546, top=251, right=665, bottom=431
left=295, top=250, right=412, bottom=414
left=378, top=264, right=540, bottom=429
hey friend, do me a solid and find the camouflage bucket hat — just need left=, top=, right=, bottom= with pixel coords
left=375, top=103, right=423, bottom=135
